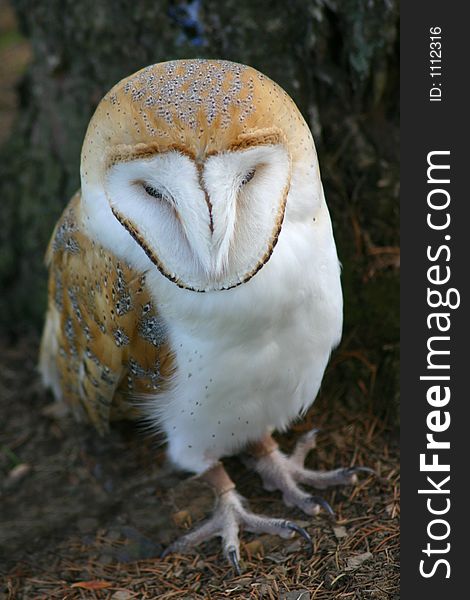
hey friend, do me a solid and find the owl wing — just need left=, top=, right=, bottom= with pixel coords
left=39, top=192, right=174, bottom=434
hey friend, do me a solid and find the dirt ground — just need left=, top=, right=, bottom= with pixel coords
left=0, top=335, right=399, bottom=599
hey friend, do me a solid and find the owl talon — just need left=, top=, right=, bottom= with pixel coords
left=284, top=521, right=313, bottom=552
left=309, top=496, right=336, bottom=519
left=250, top=430, right=373, bottom=516
left=227, top=547, right=242, bottom=575
left=163, top=489, right=314, bottom=569
left=345, top=466, right=376, bottom=477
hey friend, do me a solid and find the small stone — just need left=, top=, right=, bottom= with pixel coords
left=281, top=590, right=310, bottom=600
left=333, top=525, right=348, bottom=539
left=285, top=539, right=302, bottom=553
left=111, top=592, right=133, bottom=600
left=6, top=463, right=31, bottom=484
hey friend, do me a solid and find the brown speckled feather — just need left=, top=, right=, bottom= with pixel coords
left=39, top=192, right=174, bottom=434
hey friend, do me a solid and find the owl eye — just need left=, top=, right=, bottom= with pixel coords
left=143, top=184, right=168, bottom=202
left=240, top=168, right=256, bottom=187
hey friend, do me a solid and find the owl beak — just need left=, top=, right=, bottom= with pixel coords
left=174, top=184, right=236, bottom=285
left=208, top=202, right=236, bottom=281
left=186, top=184, right=234, bottom=282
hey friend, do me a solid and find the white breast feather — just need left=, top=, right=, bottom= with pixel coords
left=144, top=196, right=342, bottom=474
left=79, top=122, right=342, bottom=475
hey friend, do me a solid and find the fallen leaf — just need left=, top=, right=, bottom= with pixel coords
left=333, top=525, right=347, bottom=539
left=71, top=580, right=112, bottom=590
left=345, top=551, right=373, bottom=571
left=245, top=539, right=264, bottom=557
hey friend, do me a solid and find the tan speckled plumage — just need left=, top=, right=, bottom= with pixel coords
left=40, top=193, right=174, bottom=434
left=81, top=59, right=315, bottom=187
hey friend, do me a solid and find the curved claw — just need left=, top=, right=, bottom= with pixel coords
left=310, top=495, right=336, bottom=519
left=227, top=547, right=242, bottom=575
left=346, top=466, right=376, bottom=477
left=285, top=521, right=313, bottom=553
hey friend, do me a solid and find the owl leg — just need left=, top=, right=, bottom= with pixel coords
left=246, top=430, right=374, bottom=517
left=162, top=462, right=312, bottom=573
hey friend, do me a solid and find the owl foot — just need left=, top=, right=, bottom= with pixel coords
left=247, top=430, right=375, bottom=517
left=162, top=463, right=312, bottom=573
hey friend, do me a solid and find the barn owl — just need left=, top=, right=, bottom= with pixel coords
left=39, top=59, right=371, bottom=572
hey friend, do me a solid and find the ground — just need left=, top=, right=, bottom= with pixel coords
left=0, top=335, right=399, bottom=599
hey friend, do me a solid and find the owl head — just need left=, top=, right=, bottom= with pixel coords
left=81, top=59, right=322, bottom=292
